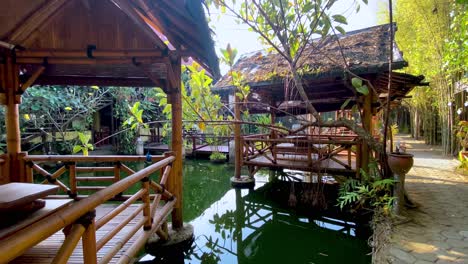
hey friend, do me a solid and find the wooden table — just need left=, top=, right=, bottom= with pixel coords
left=0, top=183, right=59, bottom=210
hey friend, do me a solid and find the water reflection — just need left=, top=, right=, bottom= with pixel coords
left=144, top=161, right=371, bottom=264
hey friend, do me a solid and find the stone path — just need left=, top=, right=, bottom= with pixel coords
left=384, top=135, right=468, bottom=264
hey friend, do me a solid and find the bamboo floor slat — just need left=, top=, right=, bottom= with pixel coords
left=10, top=204, right=145, bottom=264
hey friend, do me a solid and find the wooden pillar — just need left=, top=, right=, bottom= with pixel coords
left=234, top=93, right=241, bottom=179
left=1, top=54, right=23, bottom=182
left=169, top=58, right=183, bottom=229
left=360, top=91, right=373, bottom=173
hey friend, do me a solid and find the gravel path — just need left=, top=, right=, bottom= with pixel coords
left=383, top=135, right=468, bottom=264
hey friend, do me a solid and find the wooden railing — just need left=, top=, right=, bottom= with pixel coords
left=184, top=132, right=233, bottom=153
left=23, top=154, right=171, bottom=199
left=0, top=154, right=176, bottom=264
left=241, top=128, right=362, bottom=175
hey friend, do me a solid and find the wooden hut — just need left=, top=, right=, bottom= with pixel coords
left=0, top=1, right=218, bottom=263
left=214, top=24, right=427, bottom=178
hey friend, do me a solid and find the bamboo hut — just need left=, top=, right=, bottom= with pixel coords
left=214, top=24, right=428, bottom=178
left=0, top=0, right=218, bottom=263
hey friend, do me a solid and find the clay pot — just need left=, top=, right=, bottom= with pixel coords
left=387, top=152, right=414, bottom=175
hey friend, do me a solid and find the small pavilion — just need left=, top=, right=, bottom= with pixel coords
left=0, top=1, right=218, bottom=263
left=214, top=24, right=427, bottom=178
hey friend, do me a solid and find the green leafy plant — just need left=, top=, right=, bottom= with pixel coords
left=209, top=151, right=227, bottom=161
left=72, top=132, right=94, bottom=156
left=455, top=121, right=468, bottom=150
left=338, top=161, right=395, bottom=215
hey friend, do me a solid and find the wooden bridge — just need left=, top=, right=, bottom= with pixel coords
left=0, top=154, right=176, bottom=264
left=145, top=132, right=232, bottom=157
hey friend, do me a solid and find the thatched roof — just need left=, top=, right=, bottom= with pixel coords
left=0, top=0, right=220, bottom=87
left=214, top=24, right=427, bottom=113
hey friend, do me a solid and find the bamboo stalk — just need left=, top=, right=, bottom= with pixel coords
left=50, top=165, right=67, bottom=180
left=69, top=162, right=77, bottom=196
left=150, top=193, right=162, bottom=217
left=82, top=219, right=97, bottom=264
left=24, top=155, right=165, bottom=162
left=55, top=179, right=71, bottom=193
left=96, top=189, right=146, bottom=229
left=114, top=162, right=121, bottom=183
left=150, top=181, right=173, bottom=199
left=116, top=199, right=176, bottom=264
left=76, top=167, right=114, bottom=172
left=25, top=162, right=33, bottom=183
left=76, top=186, right=107, bottom=191
left=159, top=165, right=171, bottom=185
left=0, top=156, right=175, bottom=263
left=99, top=218, right=145, bottom=264
left=143, top=187, right=152, bottom=229
left=120, top=163, right=135, bottom=175
left=32, top=163, right=51, bottom=177
left=76, top=176, right=116, bottom=182
left=96, top=204, right=145, bottom=250
left=51, top=224, right=86, bottom=264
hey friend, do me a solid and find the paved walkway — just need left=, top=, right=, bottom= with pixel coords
left=384, top=135, right=468, bottom=264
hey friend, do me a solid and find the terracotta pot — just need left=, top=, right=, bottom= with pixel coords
left=387, top=152, right=414, bottom=175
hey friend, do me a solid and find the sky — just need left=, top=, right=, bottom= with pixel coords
left=207, top=0, right=387, bottom=74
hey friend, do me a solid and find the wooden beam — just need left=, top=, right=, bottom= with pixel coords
left=111, top=0, right=167, bottom=51
left=20, top=66, right=45, bottom=93
left=7, top=0, right=70, bottom=44
left=16, top=49, right=163, bottom=58
left=16, top=57, right=164, bottom=65
left=35, top=76, right=156, bottom=87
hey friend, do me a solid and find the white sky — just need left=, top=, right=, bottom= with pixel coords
left=208, top=0, right=387, bottom=74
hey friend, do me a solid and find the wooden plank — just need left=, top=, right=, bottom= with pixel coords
left=0, top=183, right=58, bottom=210
left=0, top=199, right=72, bottom=239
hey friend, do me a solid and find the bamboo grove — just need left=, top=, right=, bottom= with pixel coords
left=393, top=0, right=467, bottom=155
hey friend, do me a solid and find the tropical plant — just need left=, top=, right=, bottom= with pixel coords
left=338, top=173, right=395, bottom=215
left=209, top=151, right=227, bottom=161
left=72, top=132, right=94, bottom=156
left=455, top=120, right=468, bottom=150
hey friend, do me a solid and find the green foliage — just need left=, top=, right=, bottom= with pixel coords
left=156, top=62, right=231, bottom=140
left=392, top=0, right=467, bottom=154
left=337, top=161, right=395, bottom=214
left=209, top=151, right=227, bottom=161
left=351, top=77, right=369, bottom=95
left=111, top=87, right=162, bottom=154
left=122, top=102, right=148, bottom=131
left=72, top=132, right=94, bottom=156
left=455, top=120, right=468, bottom=149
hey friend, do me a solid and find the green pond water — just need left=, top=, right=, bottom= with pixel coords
left=142, top=159, right=372, bottom=264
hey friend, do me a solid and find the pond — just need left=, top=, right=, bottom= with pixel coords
left=141, top=159, right=372, bottom=264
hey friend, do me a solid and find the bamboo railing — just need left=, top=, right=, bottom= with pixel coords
left=0, top=154, right=176, bottom=264
left=23, top=155, right=169, bottom=199
left=241, top=127, right=362, bottom=176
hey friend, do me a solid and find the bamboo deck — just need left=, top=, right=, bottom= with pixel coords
left=10, top=203, right=144, bottom=264
left=244, top=153, right=357, bottom=175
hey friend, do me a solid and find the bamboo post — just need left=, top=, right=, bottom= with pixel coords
left=234, top=93, right=242, bottom=179
left=169, top=58, right=183, bottom=229
left=82, top=215, right=97, bottom=264
left=69, top=162, right=77, bottom=197
left=142, top=179, right=152, bottom=230
left=51, top=224, right=86, bottom=264
left=114, top=161, right=121, bottom=183
left=1, top=55, right=23, bottom=182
